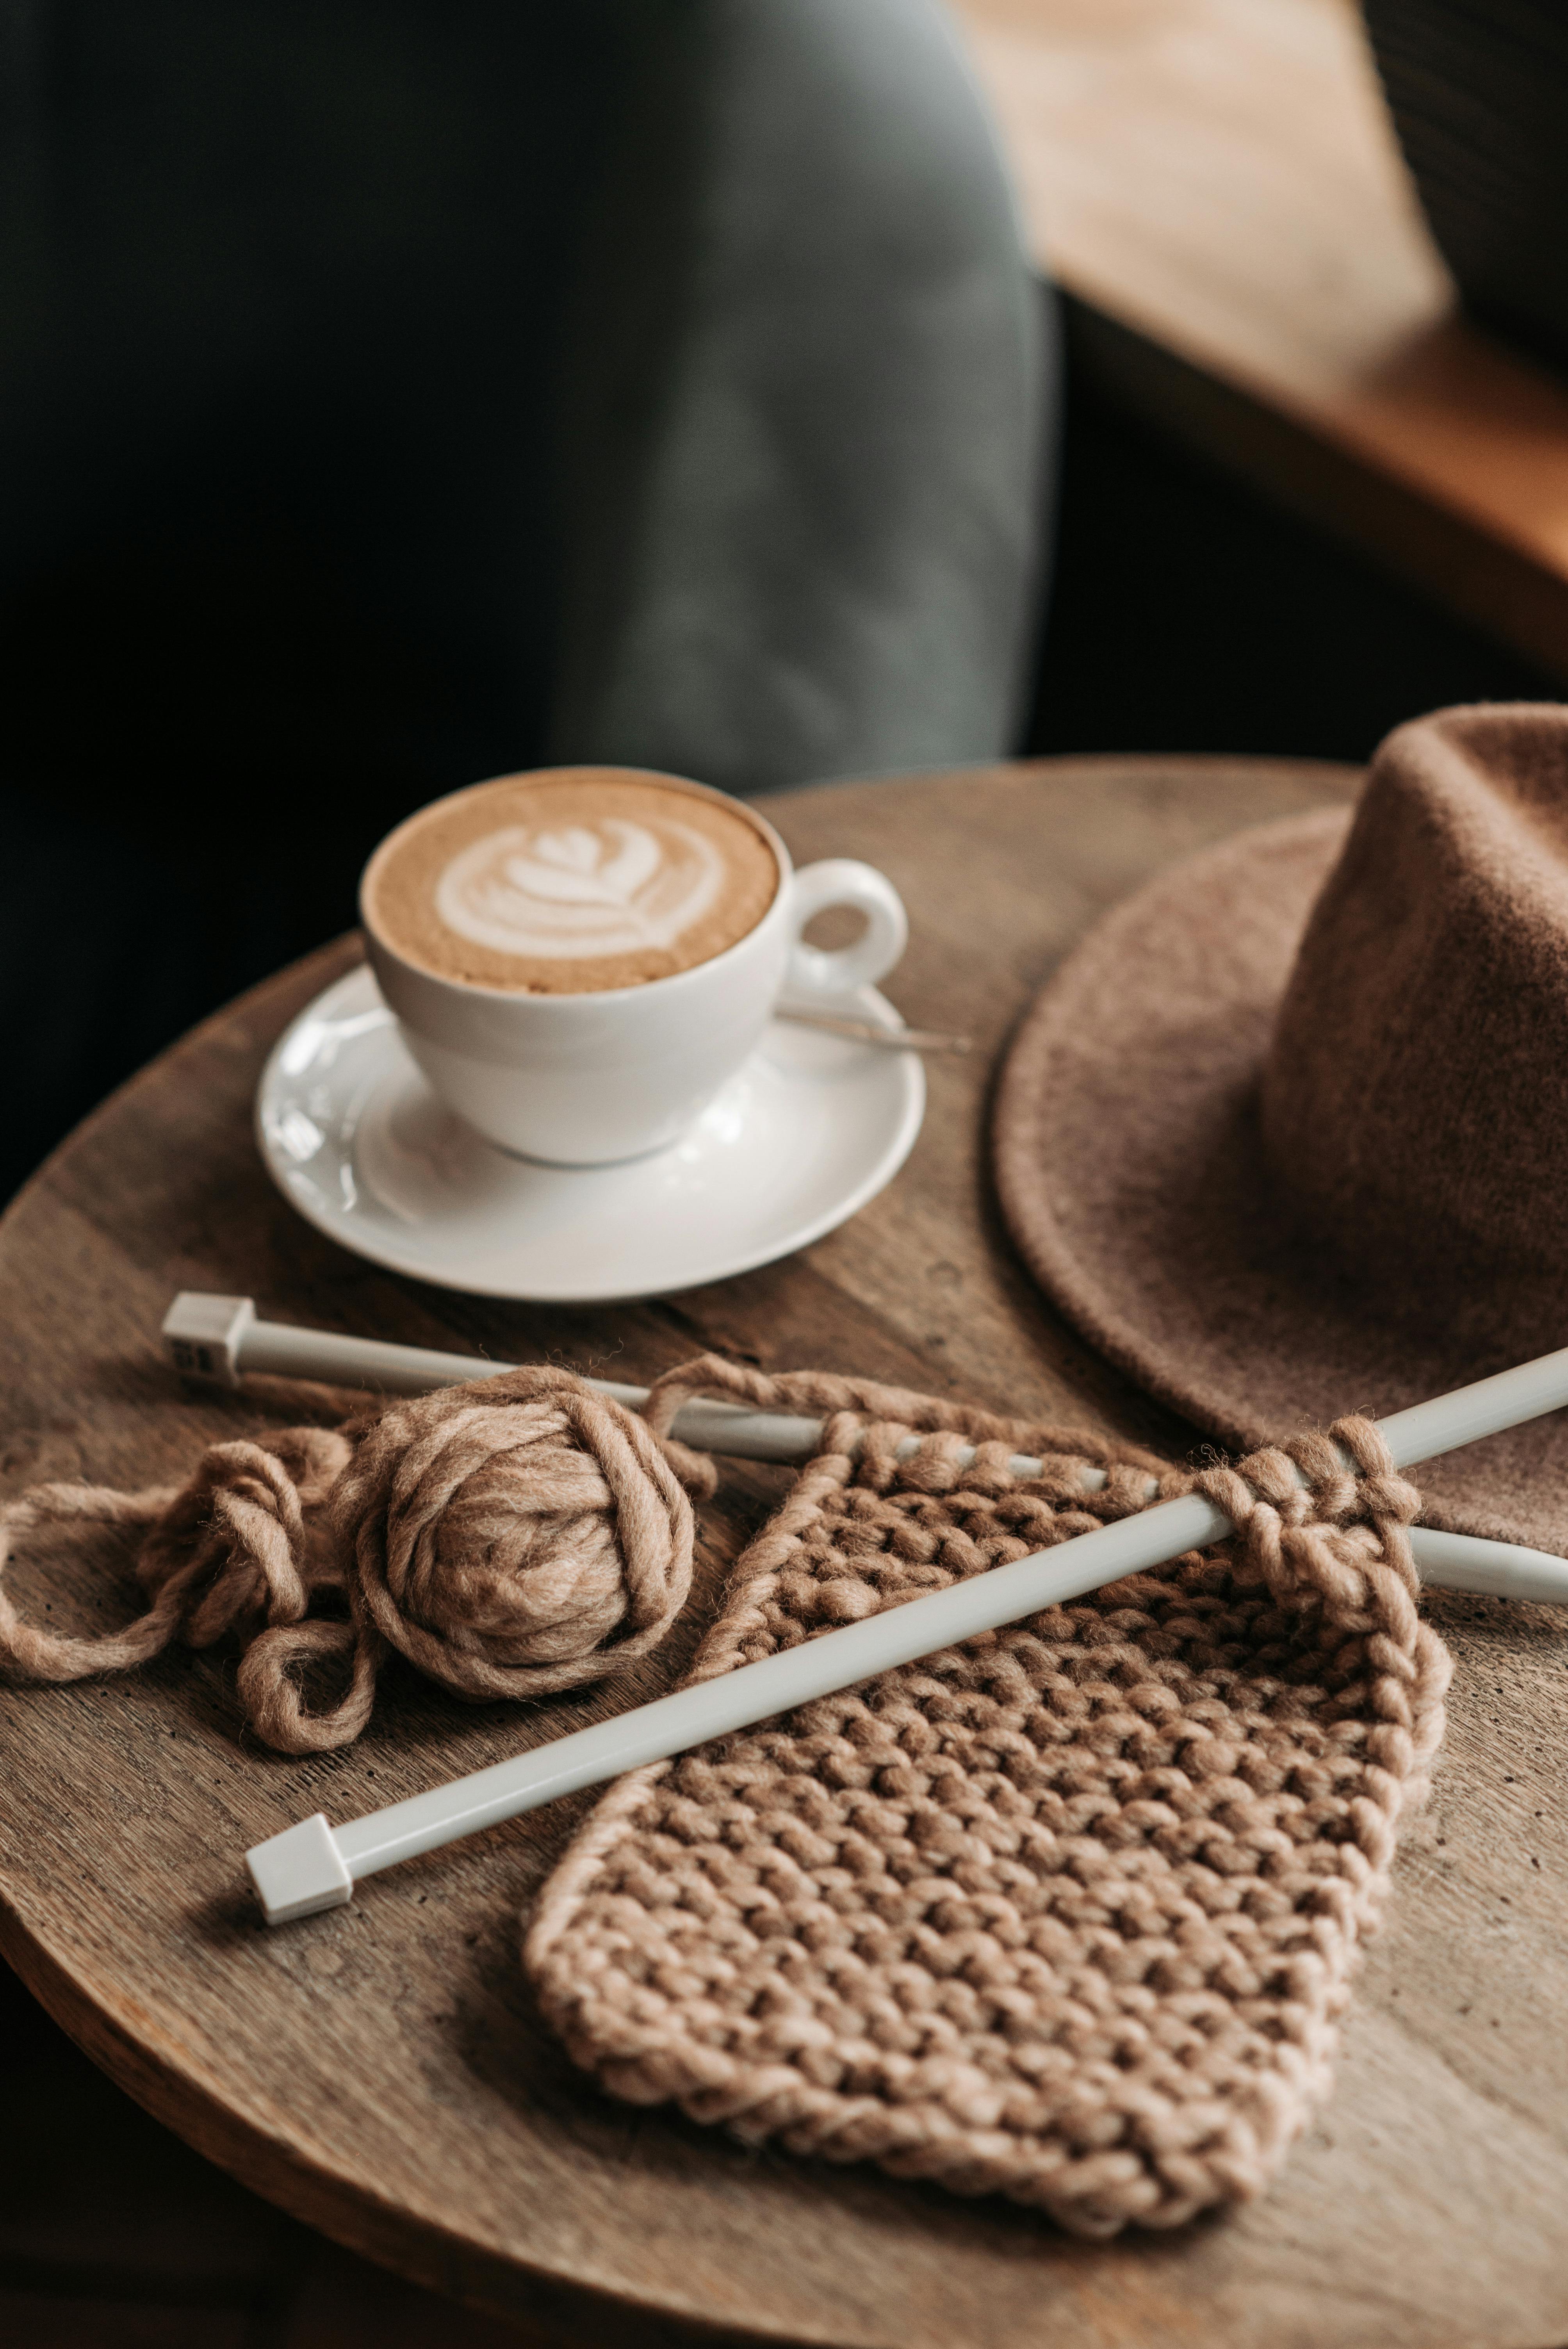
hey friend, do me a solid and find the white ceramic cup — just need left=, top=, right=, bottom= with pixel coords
left=360, top=768, right=909, bottom=1166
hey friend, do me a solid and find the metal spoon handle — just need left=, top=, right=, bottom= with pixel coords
left=774, top=1005, right=972, bottom=1053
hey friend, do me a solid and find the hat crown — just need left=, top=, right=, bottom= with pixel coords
left=1260, top=705, right=1568, bottom=1349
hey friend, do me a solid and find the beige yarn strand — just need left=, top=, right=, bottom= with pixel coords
left=0, top=1481, right=178, bottom=1679
left=0, top=1366, right=702, bottom=1749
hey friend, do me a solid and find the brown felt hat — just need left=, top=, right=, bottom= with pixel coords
left=995, top=704, right=1568, bottom=1556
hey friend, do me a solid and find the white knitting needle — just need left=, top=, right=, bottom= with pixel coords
left=187, top=1301, right=1568, bottom=1925
left=162, top=1291, right=899, bottom=1467
left=163, top=1293, right=1568, bottom=1603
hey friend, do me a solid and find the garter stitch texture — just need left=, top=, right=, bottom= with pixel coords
left=526, top=1358, right=1450, bottom=2235
left=0, top=1367, right=704, bottom=1750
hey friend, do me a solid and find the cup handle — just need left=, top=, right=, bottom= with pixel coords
left=784, top=859, right=909, bottom=999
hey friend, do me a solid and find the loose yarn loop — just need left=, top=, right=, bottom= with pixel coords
left=0, top=1368, right=697, bottom=1751
left=0, top=1424, right=351, bottom=1693
left=528, top=1374, right=1450, bottom=2237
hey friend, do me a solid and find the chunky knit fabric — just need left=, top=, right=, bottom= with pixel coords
left=527, top=1362, right=1450, bottom=2235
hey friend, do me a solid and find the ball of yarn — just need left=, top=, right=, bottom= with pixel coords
left=331, top=1365, right=698, bottom=1702
left=0, top=1365, right=702, bottom=1752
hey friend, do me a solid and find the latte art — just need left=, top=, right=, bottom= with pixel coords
left=363, top=767, right=780, bottom=995
left=436, top=817, right=723, bottom=959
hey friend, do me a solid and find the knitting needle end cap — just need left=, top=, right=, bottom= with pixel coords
left=162, top=1292, right=255, bottom=1388
left=247, top=1812, right=353, bottom=1927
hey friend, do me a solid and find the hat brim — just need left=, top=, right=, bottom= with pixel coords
left=994, top=806, right=1568, bottom=1556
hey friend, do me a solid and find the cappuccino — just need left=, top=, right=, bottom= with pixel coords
left=364, top=768, right=779, bottom=994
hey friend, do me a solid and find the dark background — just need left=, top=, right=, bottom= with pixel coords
left=1026, top=360, right=1555, bottom=763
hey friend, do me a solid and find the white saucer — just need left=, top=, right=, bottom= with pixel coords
left=255, top=964, right=925, bottom=1302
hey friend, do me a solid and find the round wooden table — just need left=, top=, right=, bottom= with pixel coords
left=5, top=757, right=1566, bottom=2349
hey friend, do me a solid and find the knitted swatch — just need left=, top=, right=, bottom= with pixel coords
left=526, top=1361, right=1451, bottom=2236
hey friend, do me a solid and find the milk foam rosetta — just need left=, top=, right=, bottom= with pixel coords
left=435, top=814, right=724, bottom=960
left=364, top=769, right=781, bottom=995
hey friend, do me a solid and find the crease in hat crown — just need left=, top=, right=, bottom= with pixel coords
left=1261, top=705, right=1568, bottom=1358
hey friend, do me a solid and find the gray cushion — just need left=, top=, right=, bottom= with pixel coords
left=549, top=0, right=1053, bottom=790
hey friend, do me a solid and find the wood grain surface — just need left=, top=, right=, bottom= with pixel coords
left=950, top=0, right=1568, bottom=679
left=4, top=758, right=1568, bottom=2349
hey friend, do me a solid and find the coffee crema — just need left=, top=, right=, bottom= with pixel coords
left=363, top=770, right=780, bottom=993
